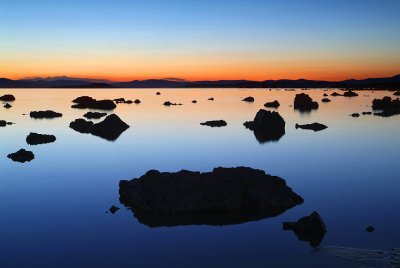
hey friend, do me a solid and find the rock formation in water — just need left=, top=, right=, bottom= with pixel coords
left=72, top=96, right=116, bottom=110
left=242, top=96, right=254, bottom=102
left=200, top=120, right=227, bottom=127
left=323, top=93, right=328, bottom=97
left=244, top=109, right=285, bottom=143
left=264, top=100, right=280, bottom=108
left=119, top=167, right=303, bottom=227
left=343, top=90, right=358, bottom=97
left=394, top=91, right=400, bottom=96
left=134, top=99, right=141, bottom=104
left=351, top=113, right=360, bottom=117
left=4, top=103, right=12, bottom=108
left=331, top=92, right=342, bottom=96
left=294, top=93, right=319, bottom=110
left=321, top=98, right=331, bottom=102
left=208, top=97, right=214, bottom=101
left=362, top=111, right=372, bottom=115
left=26, top=132, right=56, bottom=145
left=163, top=101, right=182, bottom=106
left=283, top=211, right=327, bottom=248
left=109, top=205, right=120, bottom=214
left=156, top=92, right=161, bottom=95
left=0, top=94, right=15, bottom=101
left=83, top=112, right=107, bottom=119
left=69, top=114, right=130, bottom=141
left=30, top=110, right=62, bottom=119
left=7, top=149, right=35, bottom=163
left=192, top=100, right=197, bottom=103
left=295, top=123, right=327, bottom=131
left=0, top=120, right=14, bottom=127
left=372, top=96, right=400, bottom=117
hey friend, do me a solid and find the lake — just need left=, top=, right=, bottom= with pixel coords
left=1, top=88, right=399, bottom=267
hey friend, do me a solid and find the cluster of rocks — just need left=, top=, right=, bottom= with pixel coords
left=72, top=96, right=116, bottom=110
left=294, top=93, right=319, bottom=110
left=30, top=110, right=62, bottom=119
left=372, top=96, right=400, bottom=117
left=244, top=109, right=286, bottom=143
left=0, top=120, right=14, bottom=127
left=113, top=98, right=141, bottom=104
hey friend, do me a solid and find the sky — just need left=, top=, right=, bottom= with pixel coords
left=1, top=0, right=399, bottom=81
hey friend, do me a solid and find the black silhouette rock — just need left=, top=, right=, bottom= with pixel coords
left=83, top=112, right=107, bottom=119
left=244, top=109, right=285, bottom=143
left=114, top=98, right=126, bottom=103
left=70, top=114, right=130, bottom=141
left=294, top=93, right=318, bottom=110
left=351, top=113, right=360, bottom=117
left=343, top=90, right=359, bottom=97
left=200, top=120, right=227, bottom=127
left=192, top=100, right=197, bottom=103
left=30, top=110, right=62, bottom=119
left=156, top=92, right=161, bottom=95
left=208, top=97, right=214, bottom=101
left=366, top=226, right=375, bottom=233
left=125, top=100, right=133, bottom=104
left=119, top=167, right=304, bottom=227
left=26, top=132, right=56, bottom=145
left=394, top=91, right=400, bottom=96
left=362, top=111, right=372, bottom=115
left=321, top=98, right=331, bottom=102
left=295, top=123, right=327, bottom=131
left=372, top=96, right=400, bottom=117
left=331, top=92, right=342, bottom=96
left=4, top=103, right=12, bottom=108
left=323, top=93, right=328, bottom=97
left=242, top=96, right=254, bottom=102
left=72, top=96, right=116, bottom=110
left=264, top=100, right=280, bottom=108
left=7, top=149, right=35, bottom=163
left=0, top=94, right=15, bottom=101
left=109, top=205, right=120, bottom=214
left=0, top=120, right=14, bottom=127
left=134, top=99, right=141, bottom=104
left=163, top=101, right=181, bottom=106
left=283, top=211, right=327, bottom=248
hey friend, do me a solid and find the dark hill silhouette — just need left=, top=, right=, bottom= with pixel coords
left=1, top=75, right=399, bottom=89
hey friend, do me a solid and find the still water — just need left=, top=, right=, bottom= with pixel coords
left=1, top=88, right=399, bottom=267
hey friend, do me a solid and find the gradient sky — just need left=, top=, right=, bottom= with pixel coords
left=1, top=0, right=399, bottom=81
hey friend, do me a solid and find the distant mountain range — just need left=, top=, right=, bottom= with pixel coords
left=1, top=75, right=400, bottom=89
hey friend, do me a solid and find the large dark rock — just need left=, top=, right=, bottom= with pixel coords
left=119, top=167, right=304, bottom=227
left=295, top=123, right=327, bottom=131
left=70, top=114, right=130, bottom=141
left=0, top=120, right=13, bottom=127
left=200, top=120, right=227, bottom=127
left=294, top=93, right=319, bottom=111
left=0, top=94, right=15, bottom=101
left=83, top=112, right=107, bottom=119
left=264, top=100, right=280, bottom=108
left=30, top=110, right=62, bottom=119
left=244, top=109, right=285, bottom=143
left=7, top=149, right=35, bottom=163
left=372, top=96, right=400, bottom=117
left=283, top=211, right=327, bottom=248
left=343, top=90, right=358, bottom=97
left=242, top=96, right=254, bottom=102
left=26, top=132, right=56, bottom=145
left=72, top=96, right=116, bottom=110
left=4, top=103, right=12, bottom=108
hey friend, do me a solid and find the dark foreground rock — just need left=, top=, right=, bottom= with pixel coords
left=0, top=94, right=15, bottom=101
left=119, top=167, right=304, bottom=227
left=72, top=96, right=116, bottom=110
left=264, top=100, right=280, bottom=108
left=7, top=149, right=35, bottom=163
left=283, top=211, right=327, bottom=248
left=242, top=96, right=254, bottom=102
left=0, top=120, right=14, bottom=127
left=295, top=123, right=327, bottom=131
left=30, top=110, right=62, bottom=119
left=26, top=132, right=56, bottom=145
left=244, top=109, right=285, bottom=143
left=372, top=96, right=400, bottom=117
left=200, top=120, right=227, bottom=127
left=4, top=103, right=12, bottom=108
left=83, top=112, right=107, bottom=119
left=70, top=114, right=130, bottom=141
left=343, top=90, right=358, bottom=97
left=321, top=98, right=331, bottom=102
left=330, top=92, right=342, bottom=96
left=294, top=93, right=318, bottom=111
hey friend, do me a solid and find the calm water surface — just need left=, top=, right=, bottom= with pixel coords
left=1, top=88, right=399, bottom=268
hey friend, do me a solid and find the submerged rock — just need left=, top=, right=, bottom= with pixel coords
left=372, top=96, right=400, bottom=117
left=30, top=110, right=62, bottom=119
left=26, top=132, right=56, bottom=145
left=72, top=96, right=116, bottom=110
left=264, top=100, right=280, bottom=108
left=331, top=92, right=342, bottom=96
left=321, top=98, right=331, bottom=102
left=7, top=149, right=35, bottom=163
left=343, top=90, right=358, bottom=97
left=244, top=109, right=285, bottom=143
left=200, top=120, right=227, bottom=127
left=0, top=94, right=15, bottom=101
left=4, top=103, right=12, bottom=108
left=283, top=211, right=327, bottom=248
left=119, top=167, right=304, bottom=227
left=83, top=112, right=107, bottom=119
left=242, top=96, right=254, bottom=102
left=295, top=122, right=327, bottom=131
left=70, top=114, right=130, bottom=141
left=294, top=93, right=318, bottom=110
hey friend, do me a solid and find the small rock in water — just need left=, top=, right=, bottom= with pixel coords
left=7, top=149, right=35, bottom=163
left=208, top=97, right=214, bottom=101
left=0, top=120, right=14, bottom=127
left=362, top=111, right=372, bottom=115
left=295, top=122, right=327, bottom=131
left=156, top=92, right=161, bottom=95
left=242, top=96, right=254, bottom=102
left=192, top=100, right=197, bottom=103
left=323, top=93, right=328, bottom=97
left=134, top=99, right=141, bottom=104
left=200, top=120, right=227, bottom=127
left=351, top=113, right=360, bottom=117
left=72, top=96, right=116, bottom=110
left=109, top=205, right=120, bottom=214
left=264, top=100, right=280, bottom=108
left=331, top=92, right=342, bottom=96
left=321, top=98, right=331, bottom=102
left=163, top=101, right=181, bottom=106
left=30, top=110, right=62, bottom=119
left=343, top=90, right=359, bottom=97
left=4, top=103, right=12, bottom=108
left=83, top=112, right=107, bottom=119
left=366, top=226, right=375, bottom=233
left=0, top=94, right=15, bottom=101
left=26, top=132, right=56, bottom=145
